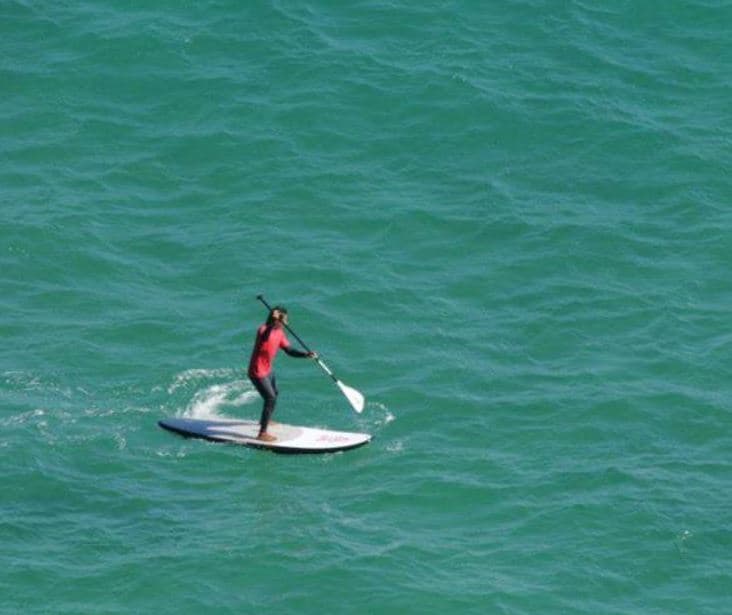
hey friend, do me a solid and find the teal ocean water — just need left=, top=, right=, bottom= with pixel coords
left=2, top=1, right=731, bottom=612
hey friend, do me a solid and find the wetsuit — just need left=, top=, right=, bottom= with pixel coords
left=248, top=323, right=309, bottom=432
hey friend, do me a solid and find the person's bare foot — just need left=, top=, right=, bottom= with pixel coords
left=257, top=432, right=277, bottom=442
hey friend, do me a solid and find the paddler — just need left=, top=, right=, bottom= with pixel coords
left=248, top=306, right=316, bottom=441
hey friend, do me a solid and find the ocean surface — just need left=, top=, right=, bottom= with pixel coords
left=2, top=1, right=731, bottom=613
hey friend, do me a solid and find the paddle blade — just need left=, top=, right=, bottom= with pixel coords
left=337, top=380, right=365, bottom=413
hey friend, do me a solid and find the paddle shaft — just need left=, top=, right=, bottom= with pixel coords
left=255, top=294, right=365, bottom=413
left=256, top=295, right=337, bottom=384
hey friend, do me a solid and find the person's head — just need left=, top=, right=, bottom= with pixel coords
left=267, top=306, right=289, bottom=327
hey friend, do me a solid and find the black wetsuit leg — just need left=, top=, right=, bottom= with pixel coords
left=250, top=373, right=278, bottom=432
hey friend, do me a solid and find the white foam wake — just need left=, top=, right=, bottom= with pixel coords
left=169, top=368, right=259, bottom=419
left=168, top=368, right=238, bottom=394
left=183, top=380, right=258, bottom=419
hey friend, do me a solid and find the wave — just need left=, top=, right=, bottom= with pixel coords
left=169, top=368, right=258, bottom=419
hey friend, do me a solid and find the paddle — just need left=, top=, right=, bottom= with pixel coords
left=256, top=295, right=365, bottom=413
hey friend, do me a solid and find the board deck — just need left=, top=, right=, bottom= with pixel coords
left=158, top=417, right=371, bottom=454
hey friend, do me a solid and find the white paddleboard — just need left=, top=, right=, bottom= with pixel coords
left=158, top=417, right=371, bottom=454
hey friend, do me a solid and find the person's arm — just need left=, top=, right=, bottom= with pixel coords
left=283, top=347, right=316, bottom=359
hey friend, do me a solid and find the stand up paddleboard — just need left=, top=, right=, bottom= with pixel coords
left=158, top=417, right=371, bottom=454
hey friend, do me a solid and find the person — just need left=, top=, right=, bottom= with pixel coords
left=248, top=306, right=316, bottom=441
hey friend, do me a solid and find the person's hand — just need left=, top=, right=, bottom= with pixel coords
left=307, top=351, right=318, bottom=359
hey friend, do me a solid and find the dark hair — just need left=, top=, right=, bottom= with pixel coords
left=266, top=306, right=287, bottom=326
left=262, top=306, right=287, bottom=341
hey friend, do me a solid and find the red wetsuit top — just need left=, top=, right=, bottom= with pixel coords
left=248, top=324, right=291, bottom=378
